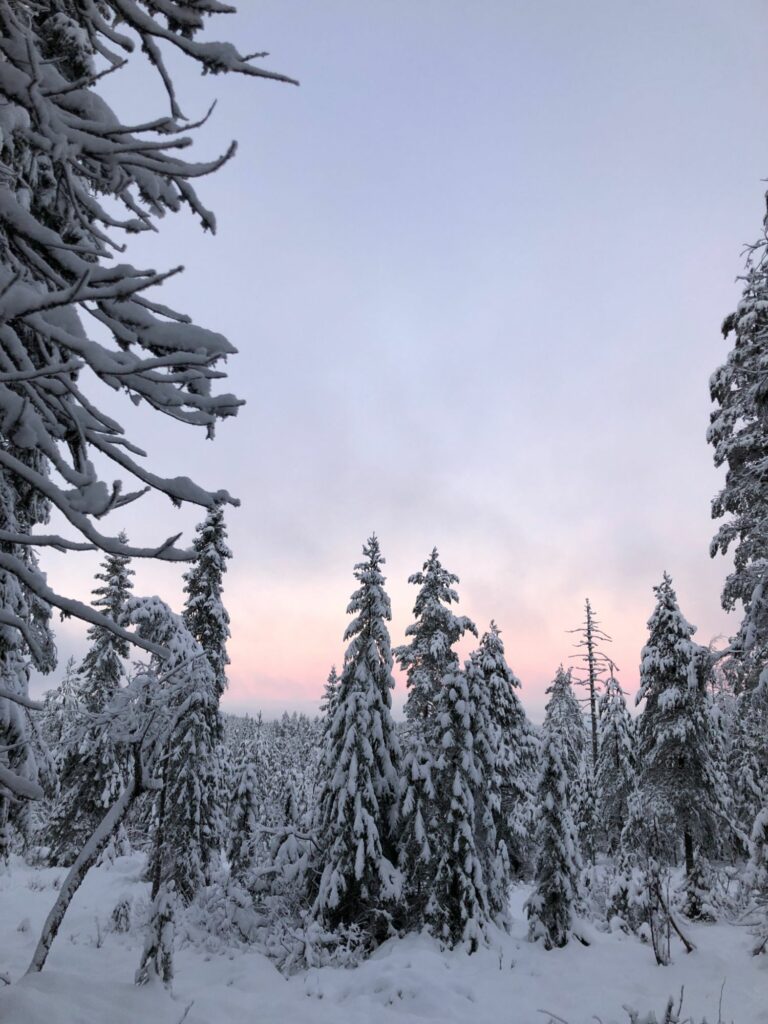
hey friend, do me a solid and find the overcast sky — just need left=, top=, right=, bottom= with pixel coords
left=34, top=1, right=768, bottom=721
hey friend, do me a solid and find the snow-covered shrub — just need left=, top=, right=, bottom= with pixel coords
left=263, top=915, right=370, bottom=974
left=181, top=879, right=262, bottom=952
left=109, top=895, right=135, bottom=935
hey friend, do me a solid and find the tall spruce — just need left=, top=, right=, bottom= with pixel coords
left=395, top=548, right=477, bottom=928
left=636, top=574, right=731, bottom=879
left=526, top=675, right=582, bottom=950
left=396, top=548, right=477, bottom=724
left=469, top=622, right=538, bottom=885
left=46, top=543, right=134, bottom=865
left=227, top=756, right=263, bottom=883
left=709, top=245, right=768, bottom=693
left=312, top=536, right=402, bottom=940
left=183, top=504, right=232, bottom=737
left=544, top=665, right=586, bottom=778
left=425, top=664, right=491, bottom=950
left=595, top=676, right=636, bottom=853
left=728, top=689, right=768, bottom=840
left=42, top=658, right=80, bottom=761
left=78, top=538, right=134, bottom=712
left=128, top=597, right=220, bottom=904
left=320, top=666, right=339, bottom=721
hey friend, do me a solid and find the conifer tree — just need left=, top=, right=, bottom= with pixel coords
left=397, top=728, right=437, bottom=927
left=635, top=574, right=731, bottom=882
left=312, top=536, right=402, bottom=939
left=320, top=666, right=339, bottom=720
left=543, top=666, right=587, bottom=777
left=425, top=665, right=491, bottom=950
left=595, top=676, right=636, bottom=853
left=526, top=697, right=582, bottom=950
left=78, top=538, right=134, bottom=713
left=468, top=623, right=538, bottom=890
left=728, top=689, right=768, bottom=839
left=709, top=247, right=768, bottom=692
left=264, top=780, right=312, bottom=916
left=227, top=758, right=263, bottom=883
left=46, top=543, right=134, bottom=865
left=396, top=549, right=477, bottom=926
left=128, top=597, right=220, bottom=904
left=182, top=504, right=232, bottom=721
left=395, top=548, right=477, bottom=724
left=42, top=657, right=81, bottom=761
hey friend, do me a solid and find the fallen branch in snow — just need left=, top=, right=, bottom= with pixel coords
left=538, top=1011, right=571, bottom=1024
left=175, top=999, right=195, bottom=1024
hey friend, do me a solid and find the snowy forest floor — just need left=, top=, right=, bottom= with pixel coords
left=0, top=855, right=766, bottom=1024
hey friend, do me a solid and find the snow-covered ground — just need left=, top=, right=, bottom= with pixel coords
left=0, top=856, right=765, bottom=1024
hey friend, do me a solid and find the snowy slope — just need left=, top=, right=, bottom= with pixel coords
left=1, top=858, right=766, bottom=1024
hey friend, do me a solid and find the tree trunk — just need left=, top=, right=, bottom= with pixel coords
left=150, top=747, right=169, bottom=900
left=27, top=775, right=140, bottom=974
left=684, top=829, right=694, bottom=876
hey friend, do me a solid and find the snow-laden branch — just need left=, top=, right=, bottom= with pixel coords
left=0, top=764, right=44, bottom=801
left=0, top=685, right=43, bottom=712
left=0, top=0, right=290, bottom=647
left=0, top=553, right=169, bottom=660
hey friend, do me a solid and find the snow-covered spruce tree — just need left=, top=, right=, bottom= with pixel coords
left=312, top=536, right=402, bottom=941
left=320, top=665, right=340, bottom=721
left=727, top=688, right=768, bottom=842
left=468, top=622, right=538, bottom=896
left=395, top=548, right=477, bottom=928
left=396, top=549, right=477, bottom=724
left=182, top=504, right=231, bottom=724
left=425, top=663, right=492, bottom=950
left=544, top=665, right=587, bottom=776
left=227, top=756, right=263, bottom=883
left=128, top=597, right=220, bottom=904
left=46, top=542, right=134, bottom=865
left=709, top=240, right=768, bottom=693
left=526, top=709, right=582, bottom=950
left=635, top=574, right=732, bottom=899
left=269, top=780, right=311, bottom=900
left=41, top=657, right=80, bottom=761
left=181, top=503, right=231, bottom=865
left=595, top=675, right=636, bottom=853
left=541, top=665, right=594, bottom=862
left=463, top=642, right=504, bottom=920
left=0, top=3, right=292, bottom=818
left=78, top=538, right=134, bottom=712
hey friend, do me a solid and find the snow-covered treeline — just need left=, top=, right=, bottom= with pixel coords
left=10, top=533, right=765, bottom=983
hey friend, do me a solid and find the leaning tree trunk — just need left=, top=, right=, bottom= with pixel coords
left=26, top=760, right=143, bottom=974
